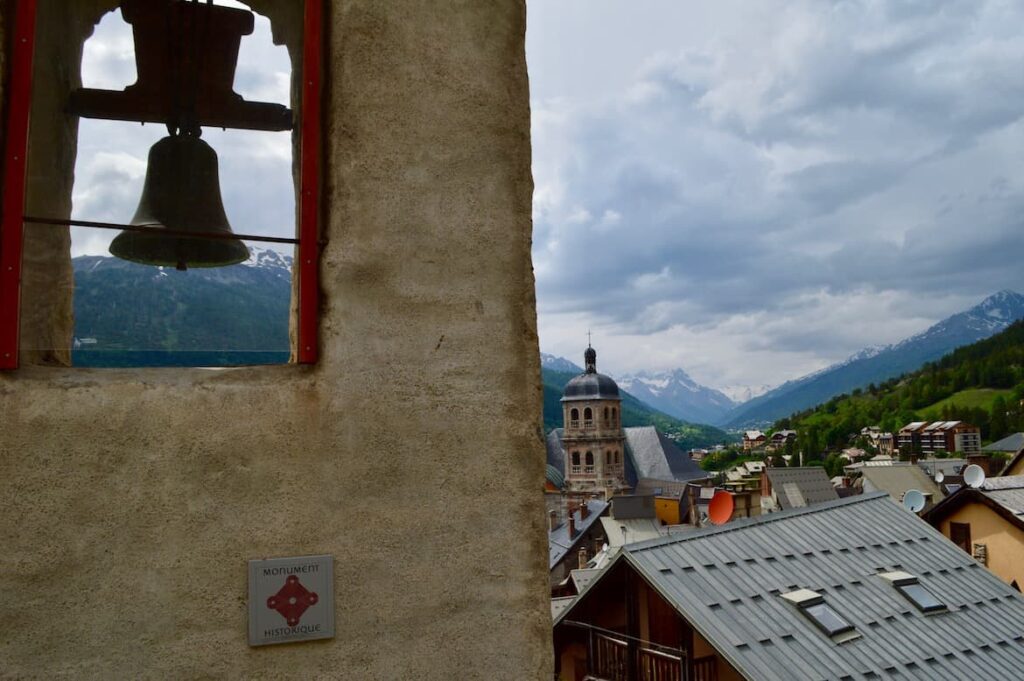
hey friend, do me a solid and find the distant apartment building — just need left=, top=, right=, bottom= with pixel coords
left=861, top=426, right=895, bottom=455
left=768, top=429, right=797, bottom=449
left=742, top=430, right=767, bottom=451
left=899, top=421, right=981, bottom=455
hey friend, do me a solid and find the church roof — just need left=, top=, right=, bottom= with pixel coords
left=560, top=345, right=621, bottom=402
left=561, top=372, right=620, bottom=402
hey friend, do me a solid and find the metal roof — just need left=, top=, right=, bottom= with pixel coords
left=548, top=499, right=609, bottom=570
left=858, top=465, right=944, bottom=508
left=599, top=517, right=662, bottom=548
left=560, top=371, right=621, bottom=402
left=556, top=493, right=1024, bottom=680
left=984, top=432, right=1024, bottom=453
left=766, top=467, right=839, bottom=510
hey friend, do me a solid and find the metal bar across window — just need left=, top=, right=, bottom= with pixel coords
left=22, top=216, right=301, bottom=245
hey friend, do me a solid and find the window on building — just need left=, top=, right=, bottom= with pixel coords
left=571, top=408, right=579, bottom=421
left=584, top=407, right=592, bottom=420
left=950, top=522, right=971, bottom=553
left=878, top=572, right=946, bottom=613
left=604, top=451, right=610, bottom=465
left=781, top=589, right=858, bottom=640
left=585, top=451, right=594, bottom=465
left=1, top=0, right=323, bottom=370
left=604, top=407, right=609, bottom=422
left=571, top=452, right=580, bottom=466
left=612, top=407, right=617, bottom=425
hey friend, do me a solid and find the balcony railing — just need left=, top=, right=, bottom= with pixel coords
left=584, top=420, right=594, bottom=429
left=590, top=633, right=684, bottom=681
left=569, top=420, right=580, bottom=428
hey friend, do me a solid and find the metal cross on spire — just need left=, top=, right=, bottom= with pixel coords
left=587, top=329, right=592, bottom=347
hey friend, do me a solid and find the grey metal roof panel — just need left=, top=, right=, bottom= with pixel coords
left=558, top=493, right=1024, bottom=680
left=766, top=467, right=839, bottom=509
left=624, top=426, right=674, bottom=480
left=984, top=488, right=1024, bottom=515
left=657, top=429, right=707, bottom=481
left=984, top=432, right=1024, bottom=452
left=859, top=466, right=944, bottom=506
left=981, top=474, right=1024, bottom=491
left=546, top=428, right=565, bottom=473
left=548, top=499, right=609, bottom=570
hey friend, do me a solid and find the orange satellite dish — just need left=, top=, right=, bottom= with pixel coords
left=708, top=491, right=734, bottom=526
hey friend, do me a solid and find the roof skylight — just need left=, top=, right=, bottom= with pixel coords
left=879, top=571, right=947, bottom=613
left=781, top=589, right=859, bottom=640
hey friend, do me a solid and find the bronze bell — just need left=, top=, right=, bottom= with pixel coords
left=109, top=135, right=249, bottom=270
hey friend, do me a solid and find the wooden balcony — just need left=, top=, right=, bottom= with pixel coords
left=582, top=632, right=703, bottom=681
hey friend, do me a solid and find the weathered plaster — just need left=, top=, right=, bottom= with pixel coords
left=0, top=1, right=550, bottom=678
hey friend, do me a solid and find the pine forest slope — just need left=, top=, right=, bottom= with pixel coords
left=722, top=290, right=1024, bottom=428
left=777, top=320, right=1024, bottom=455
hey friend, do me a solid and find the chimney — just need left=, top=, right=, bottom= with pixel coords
left=568, top=513, right=576, bottom=537
left=578, top=546, right=588, bottom=570
left=580, top=502, right=589, bottom=521
left=549, top=510, right=558, bottom=532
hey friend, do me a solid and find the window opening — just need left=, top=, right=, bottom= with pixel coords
left=878, top=572, right=947, bottom=613
left=781, top=589, right=859, bottom=641
left=950, top=522, right=971, bottom=553
left=1, top=0, right=323, bottom=370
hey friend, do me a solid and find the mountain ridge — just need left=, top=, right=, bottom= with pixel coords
left=721, top=290, right=1024, bottom=428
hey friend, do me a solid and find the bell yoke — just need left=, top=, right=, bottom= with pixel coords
left=66, top=0, right=296, bottom=270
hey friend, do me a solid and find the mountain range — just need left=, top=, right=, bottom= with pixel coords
left=720, top=290, right=1024, bottom=427
left=617, top=369, right=736, bottom=425
left=72, top=248, right=292, bottom=367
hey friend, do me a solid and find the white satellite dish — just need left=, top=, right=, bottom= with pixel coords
left=934, top=471, right=945, bottom=484
left=902, top=489, right=926, bottom=514
left=964, top=464, right=986, bottom=489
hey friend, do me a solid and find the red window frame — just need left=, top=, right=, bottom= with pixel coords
left=0, top=0, right=323, bottom=370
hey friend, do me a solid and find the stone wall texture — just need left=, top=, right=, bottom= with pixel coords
left=0, top=1, right=551, bottom=678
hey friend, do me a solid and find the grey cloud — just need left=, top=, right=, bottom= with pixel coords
left=531, top=0, right=1024, bottom=376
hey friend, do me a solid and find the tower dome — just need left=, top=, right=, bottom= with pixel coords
left=561, top=345, right=620, bottom=402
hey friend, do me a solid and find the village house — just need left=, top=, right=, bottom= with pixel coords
left=552, top=493, right=1024, bottom=681
left=549, top=499, right=610, bottom=594
left=924, top=475, right=1024, bottom=589
left=742, top=430, right=767, bottom=451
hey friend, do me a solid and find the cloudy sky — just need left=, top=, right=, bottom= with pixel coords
left=527, top=0, right=1024, bottom=392
left=73, top=1, right=1024, bottom=393
left=71, top=1, right=292, bottom=256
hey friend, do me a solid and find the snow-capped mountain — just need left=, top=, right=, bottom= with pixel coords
left=240, top=246, right=293, bottom=274
left=718, top=384, right=774, bottom=404
left=617, top=368, right=737, bottom=425
left=540, top=352, right=584, bottom=374
left=721, top=290, right=1024, bottom=428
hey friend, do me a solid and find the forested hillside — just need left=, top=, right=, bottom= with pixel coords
left=776, top=320, right=1024, bottom=455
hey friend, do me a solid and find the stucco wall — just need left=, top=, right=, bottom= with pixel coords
left=940, top=503, right=1024, bottom=587
left=0, top=1, right=551, bottom=678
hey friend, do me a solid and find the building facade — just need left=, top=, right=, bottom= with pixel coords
left=0, top=2, right=549, bottom=677
left=561, top=345, right=627, bottom=494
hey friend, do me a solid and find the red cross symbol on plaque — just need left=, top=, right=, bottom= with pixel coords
left=266, top=575, right=319, bottom=626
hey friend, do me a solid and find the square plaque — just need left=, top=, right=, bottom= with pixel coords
left=248, top=554, right=334, bottom=646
